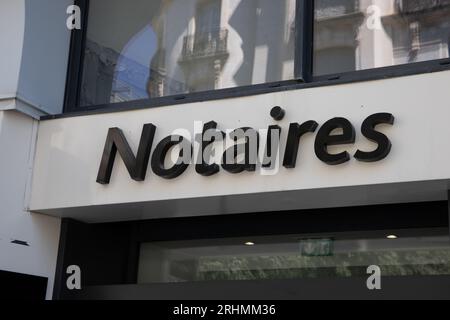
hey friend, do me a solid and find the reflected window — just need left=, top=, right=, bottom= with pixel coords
left=196, top=0, right=221, bottom=34
left=313, top=0, right=450, bottom=76
left=80, top=0, right=296, bottom=107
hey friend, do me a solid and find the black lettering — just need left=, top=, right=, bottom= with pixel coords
left=96, top=124, right=156, bottom=184
left=262, top=125, right=282, bottom=169
left=222, top=127, right=259, bottom=174
left=283, top=121, right=318, bottom=168
left=196, top=121, right=224, bottom=176
left=354, top=113, right=395, bottom=162
left=315, top=118, right=355, bottom=165
left=151, top=135, right=192, bottom=179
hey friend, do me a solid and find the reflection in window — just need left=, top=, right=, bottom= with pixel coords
left=138, top=231, right=450, bottom=283
left=80, top=0, right=296, bottom=107
left=314, top=0, right=450, bottom=76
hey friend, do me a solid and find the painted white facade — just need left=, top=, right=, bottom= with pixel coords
left=0, top=111, right=60, bottom=300
left=0, top=0, right=73, bottom=299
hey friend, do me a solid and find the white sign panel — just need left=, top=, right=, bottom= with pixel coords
left=30, top=71, right=450, bottom=222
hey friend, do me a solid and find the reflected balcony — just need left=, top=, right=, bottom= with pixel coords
left=315, top=0, right=360, bottom=20
left=180, top=29, right=229, bottom=62
left=396, top=0, right=450, bottom=14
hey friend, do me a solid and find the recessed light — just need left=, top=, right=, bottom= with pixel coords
left=387, top=235, right=398, bottom=239
left=245, top=241, right=255, bottom=246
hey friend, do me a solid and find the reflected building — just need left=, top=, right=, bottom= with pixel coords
left=80, top=0, right=450, bottom=106
left=314, top=0, right=450, bottom=75
left=143, top=0, right=297, bottom=98
left=80, top=0, right=296, bottom=106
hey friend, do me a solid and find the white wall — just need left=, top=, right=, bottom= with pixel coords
left=0, top=0, right=25, bottom=100
left=0, top=0, right=71, bottom=299
left=0, top=110, right=61, bottom=300
left=30, top=70, right=450, bottom=223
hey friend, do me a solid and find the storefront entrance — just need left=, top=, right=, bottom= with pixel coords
left=53, top=201, right=450, bottom=300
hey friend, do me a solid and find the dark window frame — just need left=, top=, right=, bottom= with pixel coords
left=64, top=0, right=90, bottom=112
left=60, top=0, right=450, bottom=118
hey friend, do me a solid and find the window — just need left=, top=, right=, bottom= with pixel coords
left=66, top=0, right=450, bottom=113
left=313, top=0, right=450, bottom=76
left=137, top=230, right=450, bottom=283
left=196, top=0, right=221, bottom=34
left=77, top=0, right=297, bottom=108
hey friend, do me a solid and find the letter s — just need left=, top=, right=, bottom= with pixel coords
left=355, top=113, right=395, bottom=162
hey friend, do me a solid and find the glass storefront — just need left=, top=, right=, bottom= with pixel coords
left=52, top=201, right=450, bottom=299
left=138, top=229, right=450, bottom=283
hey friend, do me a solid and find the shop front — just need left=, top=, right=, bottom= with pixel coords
left=4, top=0, right=450, bottom=302
left=14, top=0, right=450, bottom=299
left=31, top=69, right=450, bottom=299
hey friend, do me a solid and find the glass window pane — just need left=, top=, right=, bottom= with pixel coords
left=313, top=0, right=450, bottom=76
left=80, top=0, right=297, bottom=107
left=137, top=230, right=450, bottom=283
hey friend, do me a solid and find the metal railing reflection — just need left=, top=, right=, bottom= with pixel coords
left=396, top=0, right=450, bottom=13
left=181, top=29, right=229, bottom=61
left=315, top=0, right=360, bottom=19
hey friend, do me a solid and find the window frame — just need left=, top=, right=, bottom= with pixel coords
left=60, top=0, right=450, bottom=117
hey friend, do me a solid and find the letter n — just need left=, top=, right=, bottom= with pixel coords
left=96, top=124, right=156, bottom=184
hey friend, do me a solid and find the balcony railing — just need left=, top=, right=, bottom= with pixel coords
left=180, top=29, right=228, bottom=62
left=315, top=0, right=360, bottom=20
left=397, top=0, right=450, bottom=14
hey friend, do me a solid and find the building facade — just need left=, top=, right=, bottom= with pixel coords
left=1, top=0, right=450, bottom=300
